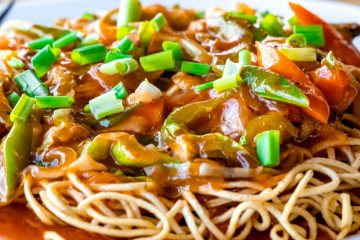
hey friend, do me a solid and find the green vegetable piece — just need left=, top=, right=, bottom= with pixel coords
left=117, top=0, right=141, bottom=28
left=227, top=11, right=257, bottom=24
left=286, top=33, right=307, bottom=48
left=293, top=25, right=325, bottom=47
left=260, top=14, right=284, bottom=36
left=31, top=45, right=60, bottom=78
left=240, top=66, right=309, bottom=107
left=256, top=130, right=280, bottom=167
left=0, top=120, right=32, bottom=202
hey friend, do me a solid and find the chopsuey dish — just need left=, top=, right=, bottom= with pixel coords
left=0, top=0, right=360, bottom=239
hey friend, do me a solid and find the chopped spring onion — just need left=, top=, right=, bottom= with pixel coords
left=114, top=36, right=134, bottom=54
left=82, top=12, right=95, bottom=20
left=222, top=59, right=240, bottom=77
left=140, top=50, right=175, bottom=72
left=180, top=61, right=211, bottom=76
left=117, top=0, right=141, bottom=28
left=213, top=74, right=243, bottom=92
left=84, top=104, right=91, bottom=113
left=180, top=39, right=203, bottom=58
left=116, top=25, right=134, bottom=40
left=27, top=36, right=54, bottom=50
left=113, top=82, right=128, bottom=99
left=286, top=33, right=307, bottom=48
left=105, top=51, right=132, bottom=63
left=7, top=92, right=20, bottom=108
left=138, top=21, right=155, bottom=47
left=71, top=43, right=107, bottom=65
left=238, top=49, right=252, bottom=65
left=99, top=58, right=138, bottom=75
left=293, top=25, right=325, bottom=47
left=194, top=81, right=214, bottom=92
left=287, top=16, right=299, bottom=28
left=14, top=70, right=49, bottom=97
left=89, top=91, right=125, bottom=120
left=7, top=57, right=24, bottom=69
left=150, top=13, right=167, bottom=31
left=10, top=94, right=34, bottom=123
left=195, top=11, right=205, bottom=19
left=52, top=32, right=78, bottom=48
left=256, top=130, right=280, bottom=167
left=31, top=45, right=60, bottom=77
left=78, top=33, right=100, bottom=47
left=260, top=14, right=284, bottom=36
left=162, top=41, right=183, bottom=61
left=279, top=47, right=316, bottom=62
left=35, top=96, right=74, bottom=109
left=227, top=11, right=257, bottom=23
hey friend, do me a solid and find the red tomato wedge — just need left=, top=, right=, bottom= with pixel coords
left=289, top=2, right=360, bottom=67
left=256, top=42, right=330, bottom=123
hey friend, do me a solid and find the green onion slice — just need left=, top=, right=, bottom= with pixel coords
left=27, top=36, right=54, bottom=50
left=78, top=33, right=100, bottom=47
left=35, top=96, right=74, bottom=109
left=293, top=25, right=325, bottom=47
left=52, top=32, right=78, bottom=48
left=140, top=50, right=175, bottom=72
left=227, top=11, right=257, bottom=23
left=260, top=14, right=284, bottom=36
left=180, top=61, right=211, bottom=76
left=105, top=51, right=132, bottom=63
left=99, top=58, right=138, bottom=75
left=10, top=94, right=34, bottom=123
left=7, top=92, right=20, bottom=108
left=162, top=41, right=184, bottom=61
left=71, top=43, right=107, bottom=65
left=279, top=47, right=316, bottom=62
left=238, top=49, right=252, bottom=66
left=117, top=0, right=141, bottom=28
left=89, top=91, right=124, bottom=120
left=213, top=74, right=242, bottom=92
left=194, top=81, right=214, bottom=92
left=7, top=57, right=24, bottom=69
left=256, top=130, right=280, bottom=167
left=150, top=13, right=167, bottom=31
left=138, top=21, right=155, bottom=47
left=14, top=69, right=49, bottom=97
left=286, top=33, right=307, bottom=48
left=31, top=45, right=60, bottom=77
left=114, top=36, right=134, bottom=54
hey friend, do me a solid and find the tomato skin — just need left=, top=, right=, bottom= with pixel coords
left=289, top=2, right=360, bottom=67
left=256, top=42, right=330, bottom=123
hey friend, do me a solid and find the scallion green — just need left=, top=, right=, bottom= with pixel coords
left=279, top=47, right=316, bottom=62
left=27, top=36, right=54, bottom=50
left=99, top=58, right=138, bottom=75
left=7, top=92, right=20, bottom=108
left=222, top=59, right=240, bottom=77
left=116, top=25, right=134, bottom=40
left=162, top=41, right=183, bottom=60
left=286, top=33, right=307, bottom=48
left=138, top=21, right=155, bottom=47
left=293, top=25, right=325, bottom=47
left=180, top=61, right=211, bottom=75
left=52, top=32, right=78, bottom=48
left=82, top=12, right=95, bottom=20
left=89, top=91, right=124, bottom=120
left=117, top=0, right=141, bottom=28
left=227, top=11, right=257, bottom=23
left=105, top=51, right=132, bottom=63
left=112, top=82, right=128, bottom=99
left=238, top=49, right=252, bottom=65
left=194, top=81, right=214, bottom=92
left=14, top=69, right=49, bottom=97
left=78, top=33, right=100, bottom=47
left=71, top=43, right=107, bottom=65
left=10, top=94, right=34, bottom=123
left=260, top=14, right=284, bottom=36
left=140, top=50, right=175, bottom=72
left=256, top=130, right=280, bottom=167
left=213, top=74, right=242, bottom=92
left=7, top=57, right=24, bottom=69
left=31, top=45, right=60, bottom=77
left=114, top=36, right=134, bottom=54
left=150, top=13, right=167, bottom=31
left=35, top=96, right=74, bottom=109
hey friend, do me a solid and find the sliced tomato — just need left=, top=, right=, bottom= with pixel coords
left=289, top=2, right=360, bottom=67
left=256, top=42, right=330, bottom=123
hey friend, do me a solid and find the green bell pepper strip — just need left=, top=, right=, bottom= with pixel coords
left=256, top=130, right=280, bottom=167
left=84, top=132, right=177, bottom=167
left=240, top=66, right=309, bottom=107
left=161, top=92, right=255, bottom=166
left=0, top=119, right=32, bottom=203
